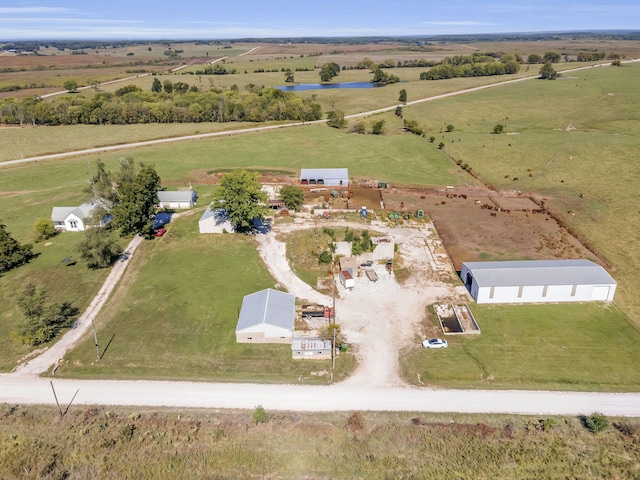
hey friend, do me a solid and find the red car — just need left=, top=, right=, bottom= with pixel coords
left=154, top=228, right=167, bottom=237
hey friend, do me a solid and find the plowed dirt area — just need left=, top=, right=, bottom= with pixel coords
left=383, top=187, right=597, bottom=270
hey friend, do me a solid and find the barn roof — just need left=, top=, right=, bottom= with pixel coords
left=300, top=168, right=348, bottom=179
left=157, top=190, right=196, bottom=203
left=236, top=289, right=295, bottom=333
left=463, top=259, right=616, bottom=287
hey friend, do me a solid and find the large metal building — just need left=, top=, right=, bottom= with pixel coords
left=461, top=259, right=616, bottom=304
left=300, top=168, right=349, bottom=187
left=236, top=289, right=295, bottom=343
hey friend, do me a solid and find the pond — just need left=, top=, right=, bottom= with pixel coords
left=275, top=81, right=381, bottom=92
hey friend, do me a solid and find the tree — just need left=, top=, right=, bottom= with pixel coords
left=76, top=227, right=123, bottom=269
left=34, top=218, right=56, bottom=241
left=493, top=124, right=505, bottom=134
left=539, top=62, right=558, bottom=80
left=280, top=185, right=305, bottom=211
left=151, top=77, right=162, bottom=93
left=284, top=69, right=294, bottom=83
left=398, top=89, right=407, bottom=103
left=446, top=124, right=454, bottom=132
left=163, top=80, right=173, bottom=93
left=319, top=62, right=340, bottom=82
left=527, top=54, right=542, bottom=64
left=371, top=119, right=385, bottom=135
left=0, top=222, right=34, bottom=274
left=395, top=106, right=403, bottom=118
left=111, top=163, right=160, bottom=237
left=326, top=110, right=346, bottom=129
left=543, top=51, right=561, bottom=63
left=63, top=80, right=78, bottom=93
left=212, top=170, right=268, bottom=233
left=15, top=283, right=79, bottom=346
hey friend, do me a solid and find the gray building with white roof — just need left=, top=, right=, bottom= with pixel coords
left=461, top=259, right=616, bottom=304
left=236, top=289, right=295, bottom=343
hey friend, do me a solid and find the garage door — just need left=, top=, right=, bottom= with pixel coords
left=591, top=286, right=610, bottom=301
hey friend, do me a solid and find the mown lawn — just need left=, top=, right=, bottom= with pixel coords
left=401, top=303, right=640, bottom=391
left=55, top=213, right=354, bottom=383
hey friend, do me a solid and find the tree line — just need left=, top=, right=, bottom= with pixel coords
left=0, top=83, right=322, bottom=126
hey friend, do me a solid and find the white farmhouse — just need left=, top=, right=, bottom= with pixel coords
left=461, top=259, right=616, bottom=304
left=51, top=203, right=110, bottom=232
left=156, top=190, right=197, bottom=209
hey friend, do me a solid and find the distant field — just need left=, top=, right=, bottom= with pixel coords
left=54, top=212, right=354, bottom=383
left=401, top=303, right=640, bottom=391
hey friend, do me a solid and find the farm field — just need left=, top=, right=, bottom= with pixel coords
left=2, top=404, right=639, bottom=479
left=1, top=40, right=639, bottom=391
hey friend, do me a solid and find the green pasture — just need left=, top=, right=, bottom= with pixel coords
left=0, top=233, right=114, bottom=371
left=55, top=212, right=354, bottom=382
left=401, top=303, right=640, bottom=391
left=399, top=61, right=640, bottom=323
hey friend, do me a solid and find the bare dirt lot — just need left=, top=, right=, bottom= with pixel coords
left=383, top=187, right=597, bottom=270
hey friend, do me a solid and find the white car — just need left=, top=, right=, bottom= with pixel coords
left=422, top=338, right=448, bottom=349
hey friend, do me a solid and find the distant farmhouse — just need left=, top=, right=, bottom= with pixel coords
left=198, top=207, right=235, bottom=234
left=156, top=190, right=197, bottom=209
left=300, top=168, right=349, bottom=187
left=51, top=202, right=110, bottom=232
left=236, top=289, right=295, bottom=344
left=461, top=259, right=616, bottom=304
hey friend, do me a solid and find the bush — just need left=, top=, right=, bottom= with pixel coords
left=253, top=405, right=269, bottom=424
left=493, top=124, right=504, bottom=134
left=582, top=412, right=609, bottom=433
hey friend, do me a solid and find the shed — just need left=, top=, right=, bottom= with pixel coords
left=461, top=259, right=616, bottom=304
left=157, top=190, right=197, bottom=209
left=236, top=289, right=295, bottom=343
left=198, top=207, right=235, bottom=234
left=300, top=168, right=349, bottom=187
left=292, top=337, right=333, bottom=359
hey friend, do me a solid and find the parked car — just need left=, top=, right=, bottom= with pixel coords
left=154, top=228, right=167, bottom=237
left=422, top=338, right=448, bottom=349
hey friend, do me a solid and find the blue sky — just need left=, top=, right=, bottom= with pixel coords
left=1, top=1, right=639, bottom=41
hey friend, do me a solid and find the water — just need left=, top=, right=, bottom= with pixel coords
left=275, top=81, right=380, bottom=92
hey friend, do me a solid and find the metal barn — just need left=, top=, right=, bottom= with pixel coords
left=461, top=259, right=616, bottom=304
left=236, top=289, right=295, bottom=343
left=300, top=168, right=349, bottom=187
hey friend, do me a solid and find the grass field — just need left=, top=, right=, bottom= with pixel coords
left=401, top=303, right=640, bottom=391
left=1, top=52, right=640, bottom=391
left=2, top=404, right=639, bottom=479
left=54, top=212, right=354, bottom=383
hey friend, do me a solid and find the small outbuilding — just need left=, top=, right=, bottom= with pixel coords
left=292, top=337, right=333, bottom=359
left=300, top=168, right=349, bottom=187
left=198, top=207, right=235, bottom=234
left=236, top=289, right=295, bottom=344
left=157, top=190, right=197, bottom=209
left=461, top=259, right=616, bottom=304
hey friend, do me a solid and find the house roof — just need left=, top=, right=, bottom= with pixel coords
left=236, top=288, right=295, bottom=333
left=300, top=168, right=348, bottom=179
left=51, top=203, right=98, bottom=222
left=463, top=259, right=616, bottom=288
left=157, top=190, right=196, bottom=203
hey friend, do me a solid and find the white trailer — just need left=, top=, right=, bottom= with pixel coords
left=339, top=270, right=355, bottom=289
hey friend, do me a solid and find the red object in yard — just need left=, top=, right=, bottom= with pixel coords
left=155, top=228, right=167, bottom=237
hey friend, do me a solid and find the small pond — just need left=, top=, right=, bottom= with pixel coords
left=275, top=82, right=381, bottom=92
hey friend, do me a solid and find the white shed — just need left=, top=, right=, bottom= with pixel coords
left=236, top=289, right=295, bottom=343
left=157, top=190, right=197, bottom=209
left=461, top=259, right=616, bottom=304
left=198, top=207, right=235, bottom=234
left=300, top=168, right=349, bottom=187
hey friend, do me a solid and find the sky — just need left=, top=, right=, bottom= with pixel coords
left=1, top=1, right=639, bottom=41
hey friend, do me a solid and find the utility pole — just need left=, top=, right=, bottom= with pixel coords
left=91, top=319, right=101, bottom=361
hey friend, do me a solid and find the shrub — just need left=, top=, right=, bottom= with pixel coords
left=493, top=124, right=504, bottom=134
left=253, top=405, right=269, bottom=424
left=582, top=412, right=609, bottom=433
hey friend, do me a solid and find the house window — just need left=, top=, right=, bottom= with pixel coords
left=517, top=286, right=524, bottom=298
left=571, top=285, right=577, bottom=297
left=69, top=220, right=78, bottom=229
left=489, top=286, right=495, bottom=299
left=542, top=285, right=548, bottom=297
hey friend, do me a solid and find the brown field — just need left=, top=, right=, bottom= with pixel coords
left=382, top=187, right=598, bottom=270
